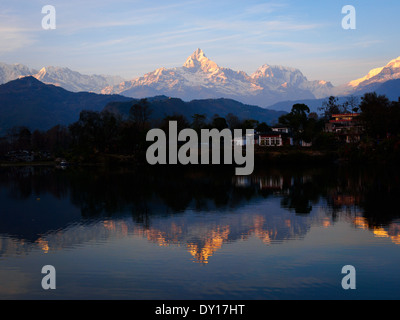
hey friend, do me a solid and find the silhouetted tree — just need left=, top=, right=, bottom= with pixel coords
left=160, top=114, right=190, bottom=133
left=210, top=116, right=228, bottom=130
left=225, top=113, right=241, bottom=130
left=46, top=125, right=70, bottom=154
left=191, top=113, right=207, bottom=132
left=31, top=129, right=46, bottom=151
left=279, top=104, right=311, bottom=145
left=319, top=96, right=343, bottom=119
left=359, top=92, right=391, bottom=139
left=129, top=99, right=152, bottom=131
left=241, top=119, right=259, bottom=130
left=17, top=127, right=32, bottom=150
left=344, top=95, right=360, bottom=114
left=255, top=122, right=270, bottom=133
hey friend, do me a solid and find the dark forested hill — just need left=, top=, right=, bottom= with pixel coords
left=0, top=76, right=131, bottom=134
left=0, top=77, right=286, bottom=135
left=104, top=96, right=286, bottom=125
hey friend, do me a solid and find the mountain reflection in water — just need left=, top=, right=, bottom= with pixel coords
left=1, top=164, right=400, bottom=265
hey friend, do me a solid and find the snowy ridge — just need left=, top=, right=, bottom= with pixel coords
left=2, top=50, right=400, bottom=108
left=343, top=56, right=400, bottom=94
left=103, top=49, right=334, bottom=107
left=0, top=62, right=37, bottom=84
left=33, top=66, right=125, bottom=93
left=0, top=62, right=124, bottom=93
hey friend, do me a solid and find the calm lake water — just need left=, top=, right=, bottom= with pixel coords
left=0, top=164, right=400, bottom=300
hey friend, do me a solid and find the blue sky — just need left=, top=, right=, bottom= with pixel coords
left=1, top=0, right=399, bottom=85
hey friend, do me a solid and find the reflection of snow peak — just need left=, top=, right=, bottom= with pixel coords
left=187, top=226, right=230, bottom=264
left=2, top=187, right=400, bottom=263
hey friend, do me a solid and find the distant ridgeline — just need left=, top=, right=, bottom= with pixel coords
left=0, top=77, right=285, bottom=135
left=103, top=96, right=286, bottom=125
left=0, top=76, right=131, bottom=135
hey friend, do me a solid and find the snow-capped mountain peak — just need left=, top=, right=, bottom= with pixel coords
left=386, top=56, right=400, bottom=69
left=0, top=62, right=37, bottom=84
left=30, top=66, right=125, bottom=93
left=101, top=49, right=333, bottom=106
left=34, top=66, right=51, bottom=81
left=347, top=56, right=400, bottom=88
left=183, top=48, right=220, bottom=73
left=251, top=64, right=307, bottom=86
left=348, top=66, right=385, bottom=87
left=0, top=62, right=125, bottom=93
left=0, top=49, right=336, bottom=107
left=251, top=64, right=274, bottom=78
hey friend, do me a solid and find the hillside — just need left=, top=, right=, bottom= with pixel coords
left=0, top=77, right=285, bottom=135
left=104, top=96, right=286, bottom=125
left=0, top=77, right=131, bottom=134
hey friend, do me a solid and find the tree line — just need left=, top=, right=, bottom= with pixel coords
left=1, top=92, right=400, bottom=163
left=0, top=99, right=271, bottom=162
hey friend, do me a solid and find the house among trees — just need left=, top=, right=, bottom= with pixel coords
left=324, top=113, right=363, bottom=143
left=255, top=125, right=291, bottom=147
left=270, top=126, right=311, bottom=147
left=258, top=125, right=314, bottom=147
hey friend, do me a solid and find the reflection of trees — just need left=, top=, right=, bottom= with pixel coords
left=67, top=164, right=400, bottom=229
left=1, top=164, right=400, bottom=233
left=323, top=165, right=400, bottom=227
left=356, top=167, right=400, bottom=226
left=280, top=176, right=319, bottom=214
left=2, top=164, right=400, bottom=260
left=64, top=166, right=243, bottom=217
left=0, top=166, right=69, bottom=200
left=255, top=166, right=327, bottom=215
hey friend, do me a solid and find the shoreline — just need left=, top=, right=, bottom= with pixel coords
left=1, top=144, right=399, bottom=168
left=0, top=148, right=372, bottom=169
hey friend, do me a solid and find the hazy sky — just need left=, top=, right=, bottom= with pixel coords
left=1, top=0, right=399, bottom=85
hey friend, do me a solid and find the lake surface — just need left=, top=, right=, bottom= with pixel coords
left=0, top=164, right=400, bottom=300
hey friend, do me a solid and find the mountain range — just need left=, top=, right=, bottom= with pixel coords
left=345, top=56, right=400, bottom=95
left=1, top=49, right=400, bottom=114
left=101, top=49, right=400, bottom=109
left=0, top=62, right=124, bottom=93
left=101, top=48, right=335, bottom=107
